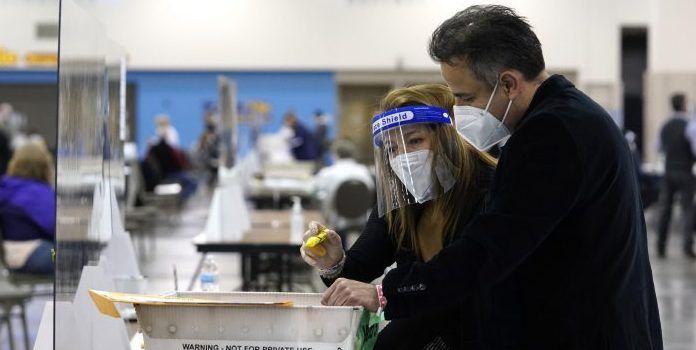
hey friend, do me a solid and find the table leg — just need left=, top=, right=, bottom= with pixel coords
left=249, top=252, right=260, bottom=291
left=186, top=253, right=207, bottom=291
left=5, top=304, right=15, bottom=350
left=272, top=191, right=280, bottom=209
left=0, top=304, right=9, bottom=350
left=278, top=254, right=285, bottom=292
left=20, top=303, right=29, bottom=350
left=287, top=253, right=294, bottom=292
left=241, top=252, right=249, bottom=291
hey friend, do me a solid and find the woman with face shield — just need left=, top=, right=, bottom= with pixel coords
left=300, top=84, right=496, bottom=349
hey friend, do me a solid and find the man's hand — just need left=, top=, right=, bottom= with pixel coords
left=321, top=278, right=379, bottom=312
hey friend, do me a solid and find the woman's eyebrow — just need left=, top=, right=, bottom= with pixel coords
left=385, top=128, right=422, bottom=145
left=401, top=129, right=422, bottom=138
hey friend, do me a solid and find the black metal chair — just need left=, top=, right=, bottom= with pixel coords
left=124, top=161, right=159, bottom=259
left=330, top=179, right=375, bottom=240
left=0, top=277, right=32, bottom=350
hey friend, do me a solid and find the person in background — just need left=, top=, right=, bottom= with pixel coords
left=11, top=126, right=46, bottom=151
left=313, top=139, right=373, bottom=247
left=283, top=111, right=318, bottom=161
left=313, top=109, right=331, bottom=167
left=145, top=138, right=198, bottom=200
left=0, top=143, right=55, bottom=274
left=143, top=114, right=197, bottom=200
left=151, top=114, right=180, bottom=147
left=197, top=113, right=221, bottom=189
left=301, top=84, right=497, bottom=348
left=657, top=92, right=696, bottom=259
left=625, top=129, right=660, bottom=210
left=0, top=103, right=28, bottom=150
left=625, top=129, right=641, bottom=171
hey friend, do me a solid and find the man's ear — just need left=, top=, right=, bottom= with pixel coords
left=499, top=70, right=524, bottom=100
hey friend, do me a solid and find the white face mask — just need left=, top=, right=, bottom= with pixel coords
left=389, top=149, right=435, bottom=203
left=453, top=80, right=513, bottom=151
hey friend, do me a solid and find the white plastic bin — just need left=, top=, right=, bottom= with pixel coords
left=92, top=290, right=364, bottom=350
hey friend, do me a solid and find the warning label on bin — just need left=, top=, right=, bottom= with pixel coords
left=149, top=340, right=349, bottom=350
left=182, top=345, right=315, bottom=350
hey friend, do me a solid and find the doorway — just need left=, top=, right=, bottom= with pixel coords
left=621, top=27, right=648, bottom=157
left=337, top=84, right=391, bottom=164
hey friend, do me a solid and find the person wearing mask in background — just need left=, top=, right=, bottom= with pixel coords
left=0, top=103, right=28, bottom=152
left=151, top=114, right=180, bottom=147
left=657, top=92, right=696, bottom=259
left=301, top=84, right=497, bottom=348
left=317, top=6, right=662, bottom=349
left=144, top=114, right=197, bottom=200
left=313, top=109, right=331, bottom=167
left=312, top=139, right=373, bottom=248
left=0, top=143, right=55, bottom=274
left=283, top=111, right=319, bottom=161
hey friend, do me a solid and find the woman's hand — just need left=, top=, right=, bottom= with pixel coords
left=321, top=278, right=380, bottom=312
left=299, top=221, right=344, bottom=270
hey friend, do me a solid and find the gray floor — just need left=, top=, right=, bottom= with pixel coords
left=2, top=193, right=695, bottom=349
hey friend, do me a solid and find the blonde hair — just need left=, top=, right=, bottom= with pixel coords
left=7, top=143, right=54, bottom=184
left=377, top=84, right=496, bottom=258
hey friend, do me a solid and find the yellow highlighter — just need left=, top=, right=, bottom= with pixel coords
left=304, top=226, right=330, bottom=256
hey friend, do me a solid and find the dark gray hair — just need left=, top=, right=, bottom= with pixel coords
left=429, top=5, right=545, bottom=88
left=671, top=93, right=686, bottom=112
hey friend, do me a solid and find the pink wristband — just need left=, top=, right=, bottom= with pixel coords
left=375, top=284, right=387, bottom=310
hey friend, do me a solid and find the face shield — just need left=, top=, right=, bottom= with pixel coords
left=372, top=106, right=458, bottom=217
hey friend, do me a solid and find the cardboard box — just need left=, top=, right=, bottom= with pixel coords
left=90, top=290, right=363, bottom=350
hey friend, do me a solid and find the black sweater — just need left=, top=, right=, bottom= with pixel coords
left=323, top=164, right=493, bottom=348
left=382, top=75, right=663, bottom=349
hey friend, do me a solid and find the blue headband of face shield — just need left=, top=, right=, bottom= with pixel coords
left=372, top=105, right=452, bottom=146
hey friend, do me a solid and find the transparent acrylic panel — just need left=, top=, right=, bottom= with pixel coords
left=105, top=51, right=126, bottom=227
left=56, top=1, right=128, bottom=349
left=56, top=58, right=106, bottom=293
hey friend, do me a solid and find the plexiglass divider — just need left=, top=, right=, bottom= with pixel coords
left=54, top=1, right=130, bottom=349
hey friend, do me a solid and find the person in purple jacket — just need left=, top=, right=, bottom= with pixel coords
left=0, top=143, right=55, bottom=274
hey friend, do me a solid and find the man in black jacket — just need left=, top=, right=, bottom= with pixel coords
left=367, top=5, right=661, bottom=349
left=656, top=93, right=696, bottom=259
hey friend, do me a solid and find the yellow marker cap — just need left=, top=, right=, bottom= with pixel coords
left=304, top=227, right=329, bottom=256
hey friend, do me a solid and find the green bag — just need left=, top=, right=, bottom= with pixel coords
left=355, top=309, right=383, bottom=350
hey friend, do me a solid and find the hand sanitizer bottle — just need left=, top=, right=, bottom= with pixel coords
left=290, top=196, right=304, bottom=244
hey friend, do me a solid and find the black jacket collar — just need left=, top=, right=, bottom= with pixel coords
left=517, top=74, right=574, bottom=129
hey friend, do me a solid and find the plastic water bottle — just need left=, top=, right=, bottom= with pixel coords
left=200, top=255, right=220, bottom=292
left=290, top=196, right=304, bottom=244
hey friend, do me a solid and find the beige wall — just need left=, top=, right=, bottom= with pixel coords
left=642, top=0, right=696, bottom=163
